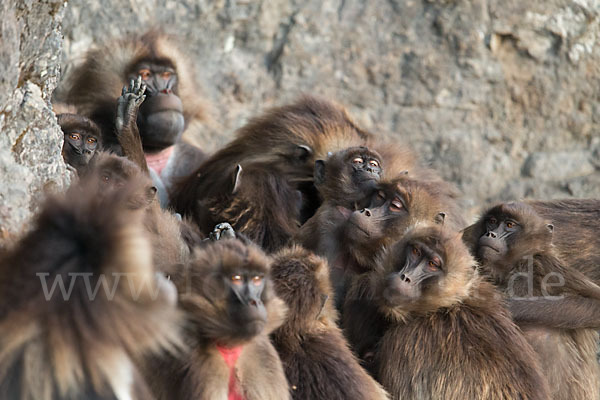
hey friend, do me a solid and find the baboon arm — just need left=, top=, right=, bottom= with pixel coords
left=116, top=77, right=149, bottom=174
left=508, top=296, right=600, bottom=329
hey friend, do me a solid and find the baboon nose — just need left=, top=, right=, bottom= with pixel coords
left=249, top=299, right=258, bottom=307
left=360, top=208, right=372, bottom=217
left=161, top=88, right=172, bottom=94
left=400, top=274, right=410, bottom=283
left=486, top=231, right=497, bottom=238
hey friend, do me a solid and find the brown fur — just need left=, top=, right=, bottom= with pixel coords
left=296, top=174, right=465, bottom=366
left=0, top=178, right=181, bottom=400
left=270, top=245, right=389, bottom=399
left=147, top=239, right=290, bottom=400
left=172, top=96, right=371, bottom=250
left=463, top=202, right=600, bottom=400
left=372, top=225, right=550, bottom=400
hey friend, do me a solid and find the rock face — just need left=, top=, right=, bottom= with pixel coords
left=58, top=0, right=600, bottom=219
left=0, top=0, right=70, bottom=241
left=1, top=0, right=598, bottom=237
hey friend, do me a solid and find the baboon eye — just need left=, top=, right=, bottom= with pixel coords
left=368, top=160, right=380, bottom=168
left=377, top=191, right=386, bottom=200
left=506, top=221, right=515, bottom=229
left=428, top=258, right=441, bottom=271
left=101, top=175, right=110, bottom=182
left=138, top=69, right=151, bottom=80
left=231, top=275, right=243, bottom=285
left=412, top=246, right=421, bottom=257
left=86, top=137, right=97, bottom=144
left=390, top=198, right=403, bottom=212
left=251, top=275, right=263, bottom=285
left=69, top=133, right=81, bottom=140
left=161, top=71, right=172, bottom=79
left=352, top=157, right=364, bottom=164
left=488, top=217, right=497, bottom=225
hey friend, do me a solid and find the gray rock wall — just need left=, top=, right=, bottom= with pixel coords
left=59, top=0, right=600, bottom=220
left=2, top=0, right=598, bottom=238
left=0, top=0, right=70, bottom=240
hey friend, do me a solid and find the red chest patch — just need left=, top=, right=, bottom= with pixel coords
left=217, top=345, right=244, bottom=400
left=145, top=145, right=174, bottom=176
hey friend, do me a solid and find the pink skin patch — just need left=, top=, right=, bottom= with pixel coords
left=145, top=145, right=174, bottom=176
left=337, top=206, right=352, bottom=219
left=216, top=344, right=245, bottom=400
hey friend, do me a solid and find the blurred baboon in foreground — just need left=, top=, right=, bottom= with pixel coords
left=0, top=179, right=181, bottom=400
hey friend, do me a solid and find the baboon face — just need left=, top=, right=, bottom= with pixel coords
left=336, top=178, right=446, bottom=252
left=58, top=113, right=101, bottom=170
left=314, top=146, right=383, bottom=206
left=471, top=203, right=554, bottom=265
left=128, top=60, right=185, bottom=150
left=380, top=226, right=474, bottom=314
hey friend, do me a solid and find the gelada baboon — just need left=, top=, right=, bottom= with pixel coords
left=463, top=202, right=600, bottom=400
left=372, top=225, right=550, bottom=400
left=0, top=178, right=181, bottom=400
left=147, top=238, right=290, bottom=400
left=59, top=30, right=209, bottom=197
left=172, top=96, right=371, bottom=250
left=270, top=245, right=389, bottom=400
left=297, top=173, right=464, bottom=370
left=57, top=113, right=102, bottom=175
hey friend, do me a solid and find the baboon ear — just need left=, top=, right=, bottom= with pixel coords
left=294, top=144, right=313, bottom=162
left=546, top=224, right=554, bottom=233
left=435, top=212, right=446, bottom=225
left=314, top=160, right=326, bottom=186
left=232, top=164, right=242, bottom=194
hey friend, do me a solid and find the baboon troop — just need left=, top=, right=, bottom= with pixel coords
left=1, top=28, right=598, bottom=399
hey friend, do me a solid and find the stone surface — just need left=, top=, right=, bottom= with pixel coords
left=57, top=0, right=599, bottom=220
left=0, top=0, right=70, bottom=241
left=2, top=0, right=599, bottom=237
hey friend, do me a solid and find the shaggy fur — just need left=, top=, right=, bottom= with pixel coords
left=171, top=96, right=371, bottom=250
left=147, top=239, right=290, bottom=400
left=373, top=225, right=550, bottom=400
left=270, top=245, right=389, bottom=400
left=463, top=201, right=600, bottom=400
left=0, top=179, right=181, bottom=400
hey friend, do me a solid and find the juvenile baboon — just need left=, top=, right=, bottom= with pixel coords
left=172, top=96, right=371, bottom=249
left=0, top=178, right=181, bottom=400
left=270, top=245, right=389, bottom=400
left=58, top=30, right=209, bottom=198
left=463, top=202, right=600, bottom=399
left=148, top=239, right=290, bottom=400
left=373, top=225, right=550, bottom=399
left=57, top=113, right=101, bottom=174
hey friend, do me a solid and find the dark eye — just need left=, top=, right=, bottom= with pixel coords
left=377, top=190, right=385, bottom=201
left=352, top=157, right=364, bottom=164
left=101, top=175, right=110, bottom=183
left=139, top=69, right=151, bottom=80
left=488, top=217, right=497, bottom=225
left=506, top=221, right=515, bottom=229
left=86, top=137, right=97, bottom=144
left=251, top=275, right=263, bottom=285
left=412, top=246, right=421, bottom=257
left=161, top=71, right=173, bottom=79
left=390, top=198, right=403, bottom=212
left=69, top=133, right=81, bottom=141
left=368, top=160, right=380, bottom=168
left=231, top=275, right=243, bottom=285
